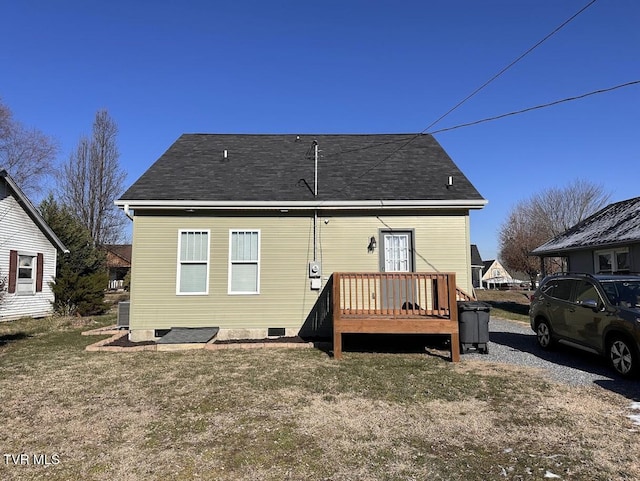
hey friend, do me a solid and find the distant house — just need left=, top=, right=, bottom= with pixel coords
left=0, top=170, right=68, bottom=321
left=116, top=134, right=487, bottom=342
left=470, top=244, right=484, bottom=289
left=481, top=259, right=516, bottom=289
left=102, top=244, right=131, bottom=290
left=532, top=196, right=640, bottom=274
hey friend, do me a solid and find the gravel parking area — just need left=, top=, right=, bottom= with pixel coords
left=464, top=317, right=640, bottom=398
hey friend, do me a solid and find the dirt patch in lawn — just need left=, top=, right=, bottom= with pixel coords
left=104, top=336, right=156, bottom=347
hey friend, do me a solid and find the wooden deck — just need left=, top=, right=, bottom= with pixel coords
left=332, top=272, right=469, bottom=362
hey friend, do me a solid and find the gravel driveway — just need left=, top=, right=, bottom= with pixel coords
left=464, top=317, right=640, bottom=398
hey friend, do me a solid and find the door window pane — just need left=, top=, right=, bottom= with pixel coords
left=384, top=234, right=410, bottom=272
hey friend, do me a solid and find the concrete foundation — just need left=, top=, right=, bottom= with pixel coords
left=128, top=327, right=299, bottom=343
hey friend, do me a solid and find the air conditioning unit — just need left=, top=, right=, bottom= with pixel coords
left=117, top=301, right=130, bottom=329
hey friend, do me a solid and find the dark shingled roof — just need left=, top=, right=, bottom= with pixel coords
left=471, top=244, right=483, bottom=266
left=532, top=196, right=640, bottom=255
left=119, top=134, right=485, bottom=203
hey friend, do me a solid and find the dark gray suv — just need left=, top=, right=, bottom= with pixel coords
left=529, top=273, right=640, bottom=377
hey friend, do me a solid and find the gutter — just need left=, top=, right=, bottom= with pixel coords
left=115, top=198, right=488, bottom=212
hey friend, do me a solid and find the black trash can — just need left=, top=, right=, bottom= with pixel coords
left=457, top=301, right=491, bottom=354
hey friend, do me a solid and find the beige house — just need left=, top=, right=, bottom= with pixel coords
left=481, top=259, right=516, bottom=289
left=116, top=134, right=487, bottom=341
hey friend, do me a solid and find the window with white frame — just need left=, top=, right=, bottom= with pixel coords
left=595, top=248, right=630, bottom=273
left=177, top=230, right=209, bottom=294
left=229, top=230, right=260, bottom=294
left=17, top=254, right=36, bottom=295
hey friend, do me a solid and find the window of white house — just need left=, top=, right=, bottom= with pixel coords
left=177, top=230, right=209, bottom=295
left=595, top=248, right=629, bottom=273
left=17, top=254, right=35, bottom=295
left=229, top=230, right=260, bottom=294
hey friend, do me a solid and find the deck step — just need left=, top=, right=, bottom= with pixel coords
left=156, top=327, right=220, bottom=344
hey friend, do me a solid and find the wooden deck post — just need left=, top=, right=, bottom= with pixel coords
left=332, top=273, right=342, bottom=359
left=447, top=273, right=460, bottom=362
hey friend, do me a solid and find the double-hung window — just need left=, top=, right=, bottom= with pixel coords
left=18, top=254, right=36, bottom=295
left=177, top=230, right=209, bottom=295
left=229, top=230, right=260, bottom=294
left=8, top=250, right=43, bottom=295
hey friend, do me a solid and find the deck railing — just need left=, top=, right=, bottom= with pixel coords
left=334, top=272, right=456, bottom=318
left=332, top=272, right=461, bottom=361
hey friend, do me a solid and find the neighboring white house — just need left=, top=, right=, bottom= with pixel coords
left=481, top=259, right=517, bottom=289
left=0, top=170, right=68, bottom=321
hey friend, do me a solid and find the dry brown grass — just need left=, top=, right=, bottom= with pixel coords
left=477, top=289, right=532, bottom=322
left=1, top=317, right=639, bottom=480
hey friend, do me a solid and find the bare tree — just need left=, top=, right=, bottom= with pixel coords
left=0, top=99, right=58, bottom=197
left=529, top=179, right=611, bottom=237
left=499, top=200, right=552, bottom=286
left=57, top=110, right=127, bottom=245
left=499, top=179, right=611, bottom=283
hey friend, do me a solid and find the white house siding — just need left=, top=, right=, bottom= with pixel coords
left=0, top=192, right=58, bottom=321
left=128, top=210, right=471, bottom=340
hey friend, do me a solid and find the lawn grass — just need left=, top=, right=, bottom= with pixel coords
left=477, top=289, right=532, bottom=323
left=1, top=312, right=639, bottom=480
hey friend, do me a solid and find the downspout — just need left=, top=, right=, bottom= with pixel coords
left=123, top=203, right=133, bottom=220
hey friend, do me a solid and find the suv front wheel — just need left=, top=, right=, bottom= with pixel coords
left=536, top=319, right=554, bottom=349
left=607, top=336, right=638, bottom=377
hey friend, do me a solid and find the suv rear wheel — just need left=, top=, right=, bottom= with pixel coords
left=536, top=319, right=554, bottom=349
left=607, top=336, right=638, bottom=377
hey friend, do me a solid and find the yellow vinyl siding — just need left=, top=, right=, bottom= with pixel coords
left=318, top=213, right=470, bottom=287
left=130, top=214, right=316, bottom=331
left=129, top=211, right=471, bottom=332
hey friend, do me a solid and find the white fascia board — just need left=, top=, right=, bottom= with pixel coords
left=115, top=199, right=488, bottom=211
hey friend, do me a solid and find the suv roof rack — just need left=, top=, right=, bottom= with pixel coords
left=546, top=272, right=596, bottom=279
left=545, top=271, right=640, bottom=280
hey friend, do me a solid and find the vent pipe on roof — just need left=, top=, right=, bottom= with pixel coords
left=447, top=175, right=453, bottom=187
left=223, top=149, right=228, bottom=159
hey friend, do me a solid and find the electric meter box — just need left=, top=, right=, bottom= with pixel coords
left=308, top=261, right=321, bottom=278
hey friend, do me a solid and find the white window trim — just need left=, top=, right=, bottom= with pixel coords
left=176, top=229, right=210, bottom=296
left=17, top=251, right=37, bottom=296
left=595, top=247, right=629, bottom=273
left=228, top=229, right=261, bottom=295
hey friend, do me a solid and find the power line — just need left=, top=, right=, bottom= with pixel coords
left=321, top=78, right=638, bottom=198
left=422, top=0, right=598, bottom=133
left=428, top=80, right=640, bottom=135
left=322, top=0, right=600, bottom=194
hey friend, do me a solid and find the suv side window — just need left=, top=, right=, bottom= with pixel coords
left=551, top=279, right=574, bottom=301
left=574, top=280, right=601, bottom=305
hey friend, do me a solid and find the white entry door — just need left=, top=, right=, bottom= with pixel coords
left=383, top=233, right=411, bottom=272
left=381, top=232, right=415, bottom=309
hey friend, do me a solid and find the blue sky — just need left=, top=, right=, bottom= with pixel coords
left=2, top=0, right=639, bottom=260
